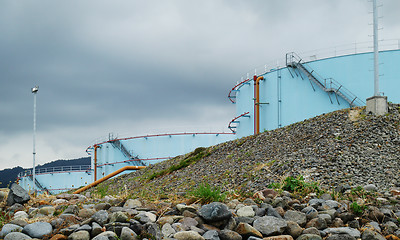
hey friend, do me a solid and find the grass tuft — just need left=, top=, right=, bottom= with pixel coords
left=188, top=183, right=226, bottom=204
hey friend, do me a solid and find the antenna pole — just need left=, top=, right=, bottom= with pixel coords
left=373, top=0, right=379, bottom=96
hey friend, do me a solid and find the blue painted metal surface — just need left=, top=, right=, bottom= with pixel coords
left=18, top=49, right=400, bottom=193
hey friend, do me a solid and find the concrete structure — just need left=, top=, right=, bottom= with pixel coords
left=366, top=96, right=388, bottom=115
left=18, top=41, right=400, bottom=194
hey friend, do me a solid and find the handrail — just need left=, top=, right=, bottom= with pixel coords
left=86, top=132, right=234, bottom=154
left=241, top=39, right=400, bottom=81
left=18, top=165, right=92, bottom=177
left=73, top=166, right=146, bottom=194
left=228, top=112, right=250, bottom=133
left=228, top=78, right=251, bottom=103
left=97, top=157, right=171, bottom=167
left=286, top=52, right=365, bottom=107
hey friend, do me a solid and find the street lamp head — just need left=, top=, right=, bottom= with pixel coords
left=32, top=86, right=39, bottom=93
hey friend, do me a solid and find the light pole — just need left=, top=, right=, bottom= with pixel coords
left=32, top=86, right=39, bottom=193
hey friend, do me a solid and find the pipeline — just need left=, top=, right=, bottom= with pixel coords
left=73, top=166, right=145, bottom=194
left=253, top=75, right=264, bottom=134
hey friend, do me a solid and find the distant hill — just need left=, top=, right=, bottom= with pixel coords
left=0, top=157, right=90, bottom=188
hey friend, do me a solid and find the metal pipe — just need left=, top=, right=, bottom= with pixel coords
left=253, top=76, right=264, bottom=134
left=73, top=166, right=145, bottom=194
left=94, top=145, right=99, bottom=181
left=373, top=0, right=380, bottom=96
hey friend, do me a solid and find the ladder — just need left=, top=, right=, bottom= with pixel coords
left=286, top=52, right=365, bottom=107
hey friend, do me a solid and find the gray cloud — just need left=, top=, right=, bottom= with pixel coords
left=0, top=0, right=399, bottom=169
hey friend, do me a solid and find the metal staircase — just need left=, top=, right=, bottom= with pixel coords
left=28, top=174, right=48, bottom=193
left=286, top=52, right=365, bottom=107
left=109, top=138, right=145, bottom=166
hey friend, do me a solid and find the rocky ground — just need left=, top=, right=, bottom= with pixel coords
left=1, top=105, right=400, bottom=240
left=1, top=182, right=400, bottom=240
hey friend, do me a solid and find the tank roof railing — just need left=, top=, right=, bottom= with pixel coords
left=240, top=39, right=400, bottom=82
left=18, top=165, right=92, bottom=178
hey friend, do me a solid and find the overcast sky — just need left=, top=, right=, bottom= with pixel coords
left=1, top=0, right=399, bottom=170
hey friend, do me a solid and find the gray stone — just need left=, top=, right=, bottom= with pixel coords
left=22, top=222, right=53, bottom=238
left=266, top=207, right=283, bottom=219
left=364, top=184, right=378, bottom=192
left=38, top=206, right=55, bottom=216
left=253, top=216, right=287, bottom=236
left=303, top=227, right=320, bottom=236
left=120, top=227, right=138, bottom=240
left=366, top=222, right=381, bottom=232
left=68, top=230, right=90, bottom=240
left=10, top=219, right=28, bottom=227
left=109, top=211, right=128, bottom=223
left=302, top=206, right=318, bottom=220
left=176, top=204, right=198, bottom=213
left=91, top=222, right=103, bottom=238
left=123, top=199, right=142, bottom=209
left=323, top=227, right=361, bottom=238
left=6, top=183, right=30, bottom=206
left=60, top=224, right=80, bottom=235
left=179, top=217, right=198, bottom=229
left=92, top=210, right=109, bottom=226
left=146, top=222, right=163, bottom=240
left=326, top=234, right=356, bottom=240
left=0, top=224, right=23, bottom=238
left=76, top=224, right=92, bottom=232
left=78, top=208, right=96, bottom=219
left=219, top=229, right=242, bottom=240
left=305, top=217, right=327, bottom=230
left=94, top=203, right=111, bottom=211
left=286, top=221, right=303, bottom=238
left=4, top=232, right=32, bottom=240
left=237, top=206, right=255, bottom=217
left=318, top=214, right=332, bottom=224
left=198, top=202, right=232, bottom=223
left=203, top=230, right=220, bottom=240
left=321, top=200, right=340, bottom=210
left=105, top=222, right=130, bottom=236
left=136, top=212, right=157, bottom=224
left=235, top=222, right=263, bottom=239
left=162, top=223, right=176, bottom=238
left=362, top=229, right=386, bottom=240
left=63, top=205, right=80, bottom=215
left=174, top=230, right=205, bottom=240
left=383, top=221, right=398, bottom=235
left=13, top=211, right=28, bottom=220
left=284, top=210, right=307, bottom=226
left=92, top=231, right=118, bottom=240
left=297, top=234, right=323, bottom=240
left=247, top=237, right=263, bottom=240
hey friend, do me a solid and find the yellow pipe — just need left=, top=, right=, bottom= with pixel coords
left=254, top=76, right=264, bottom=134
left=73, top=166, right=145, bottom=194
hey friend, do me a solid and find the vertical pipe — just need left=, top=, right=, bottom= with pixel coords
left=253, top=76, right=264, bottom=134
left=373, top=0, right=379, bottom=96
left=94, top=145, right=99, bottom=181
left=253, top=76, right=257, bottom=135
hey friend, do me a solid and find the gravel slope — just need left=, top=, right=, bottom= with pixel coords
left=90, top=104, right=400, bottom=199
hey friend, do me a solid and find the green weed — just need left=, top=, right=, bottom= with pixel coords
left=350, top=202, right=367, bottom=215
left=148, top=147, right=209, bottom=180
left=188, top=183, right=226, bottom=204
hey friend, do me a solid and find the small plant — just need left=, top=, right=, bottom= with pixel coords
left=188, top=183, right=226, bottom=204
left=279, top=175, right=323, bottom=196
left=350, top=202, right=367, bottom=215
left=0, top=210, right=11, bottom=228
left=96, top=184, right=109, bottom=198
left=148, top=147, right=210, bottom=180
